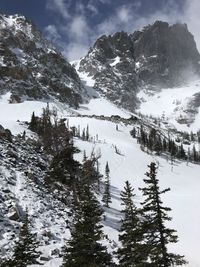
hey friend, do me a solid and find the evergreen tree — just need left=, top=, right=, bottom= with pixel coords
left=140, top=162, right=186, bottom=266
left=192, top=145, right=198, bottom=162
left=47, top=138, right=80, bottom=203
left=81, top=156, right=102, bottom=190
left=102, top=162, right=112, bottom=208
left=1, top=212, right=40, bottom=267
left=117, top=181, right=147, bottom=267
left=82, top=128, right=86, bottom=140
left=86, top=125, right=90, bottom=141
left=29, top=111, right=37, bottom=132
left=62, top=185, right=112, bottom=267
left=130, top=127, right=136, bottom=138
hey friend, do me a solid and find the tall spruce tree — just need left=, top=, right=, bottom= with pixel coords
left=1, top=212, right=40, bottom=267
left=117, top=181, right=147, bottom=267
left=102, top=162, right=112, bottom=208
left=140, top=162, right=186, bottom=266
left=62, top=185, right=113, bottom=267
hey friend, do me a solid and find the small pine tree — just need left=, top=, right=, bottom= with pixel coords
left=102, top=162, right=112, bottom=208
left=62, top=185, right=112, bottom=267
left=82, top=128, right=86, bottom=140
left=29, top=111, right=37, bottom=131
left=2, top=212, right=40, bottom=267
left=86, top=125, right=89, bottom=141
left=192, top=145, right=198, bottom=162
left=140, top=162, right=186, bottom=266
left=117, top=181, right=147, bottom=267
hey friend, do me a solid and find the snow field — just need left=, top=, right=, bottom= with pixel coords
left=0, top=87, right=200, bottom=266
left=68, top=113, right=200, bottom=267
left=137, top=80, right=200, bottom=132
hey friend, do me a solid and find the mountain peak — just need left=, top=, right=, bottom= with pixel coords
left=0, top=13, right=87, bottom=107
left=79, top=20, right=200, bottom=112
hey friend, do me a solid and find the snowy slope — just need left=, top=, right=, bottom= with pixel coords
left=0, top=81, right=200, bottom=267
left=0, top=92, right=74, bottom=135
left=137, top=79, right=200, bottom=132
left=68, top=101, right=200, bottom=267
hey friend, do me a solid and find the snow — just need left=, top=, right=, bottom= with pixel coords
left=67, top=113, right=200, bottom=267
left=10, top=47, right=27, bottom=64
left=110, top=56, right=120, bottom=67
left=72, top=59, right=95, bottom=87
left=65, top=74, right=200, bottom=266
left=0, top=92, right=71, bottom=135
left=77, top=97, right=132, bottom=117
left=137, top=80, right=200, bottom=132
left=0, top=56, right=7, bottom=67
left=135, top=61, right=141, bottom=69
left=1, top=14, right=34, bottom=39
left=1, top=77, right=200, bottom=266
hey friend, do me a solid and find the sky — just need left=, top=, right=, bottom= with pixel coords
left=0, top=0, right=199, bottom=61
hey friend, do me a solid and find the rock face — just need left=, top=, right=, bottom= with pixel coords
left=78, top=21, right=200, bottom=111
left=0, top=14, right=86, bottom=107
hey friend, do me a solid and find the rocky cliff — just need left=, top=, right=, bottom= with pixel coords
left=78, top=21, right=200, bottom=111
left=0, top=14, right=86, bottom=107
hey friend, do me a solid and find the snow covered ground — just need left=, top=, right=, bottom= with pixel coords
left=68, top=103, right=200, bottom=267
left=137, top=80, right=200, bottom=132
left=0, top=84, right=200, bottom=266
left=0, top=92, right=72, bottom=135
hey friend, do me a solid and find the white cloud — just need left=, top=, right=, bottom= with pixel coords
left=45, top=0, right=200, bottom=61
left=183, top=0, right=200, bottom=51
left=69, top=15, right=89, bottom=39
left=87, top=1, right=99, bottom=15
left=117, top=6, right=132, bottom=23
left=63, top=42, right=89, bottom=61
left=46, top=0, right=71, bottom=20
left=44, top=24, right=61, bottom=42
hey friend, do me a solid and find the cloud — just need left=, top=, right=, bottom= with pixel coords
left=44, top=24, right=61, bottom=43
left=69, top=15, right=89, bottom=39
left=183, top=0, right=200, bottom=51
left=63, top=42, right=90, bottom=62
left=117, top=6, right=132, bottom=23
left=44, top=0, right=200, bottom=61
left=46, top=0, right=71, bottom=20
left=87, top=1, right=99, bottom=15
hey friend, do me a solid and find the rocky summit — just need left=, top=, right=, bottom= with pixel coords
left=78, top=21, right=200, bottom=112
left=0, top=14, right=86, bottom=107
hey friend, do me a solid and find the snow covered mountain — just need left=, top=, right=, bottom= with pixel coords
left=0, top=14, right=86, bottom=107
left=1, top=14, right=200, bottom=267
left=76, top=21, right=200, bottom=116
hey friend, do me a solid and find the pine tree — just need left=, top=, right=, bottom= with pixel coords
left=62, top=185, right=112, bottom=267
left=81, top=156, right=102, bottom=190
left=47, top=138, right=80, bottom=203
left=192, top=145, right=198, bottom=162
left=139, top=162, right=186, bottom=266
left=117, top=181, right=147, bottom=267
left=1, top=212, right=40, bottom=267
left=86, top=124, right=90, bottom=141
left=102, top=162, right=112, bottom=208
left=82, top=128, right=86, bottom=140
left=29, top=111, right=37, bottom=131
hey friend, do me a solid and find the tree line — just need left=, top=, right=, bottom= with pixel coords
left=131, top=125, right=200, bottom=163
